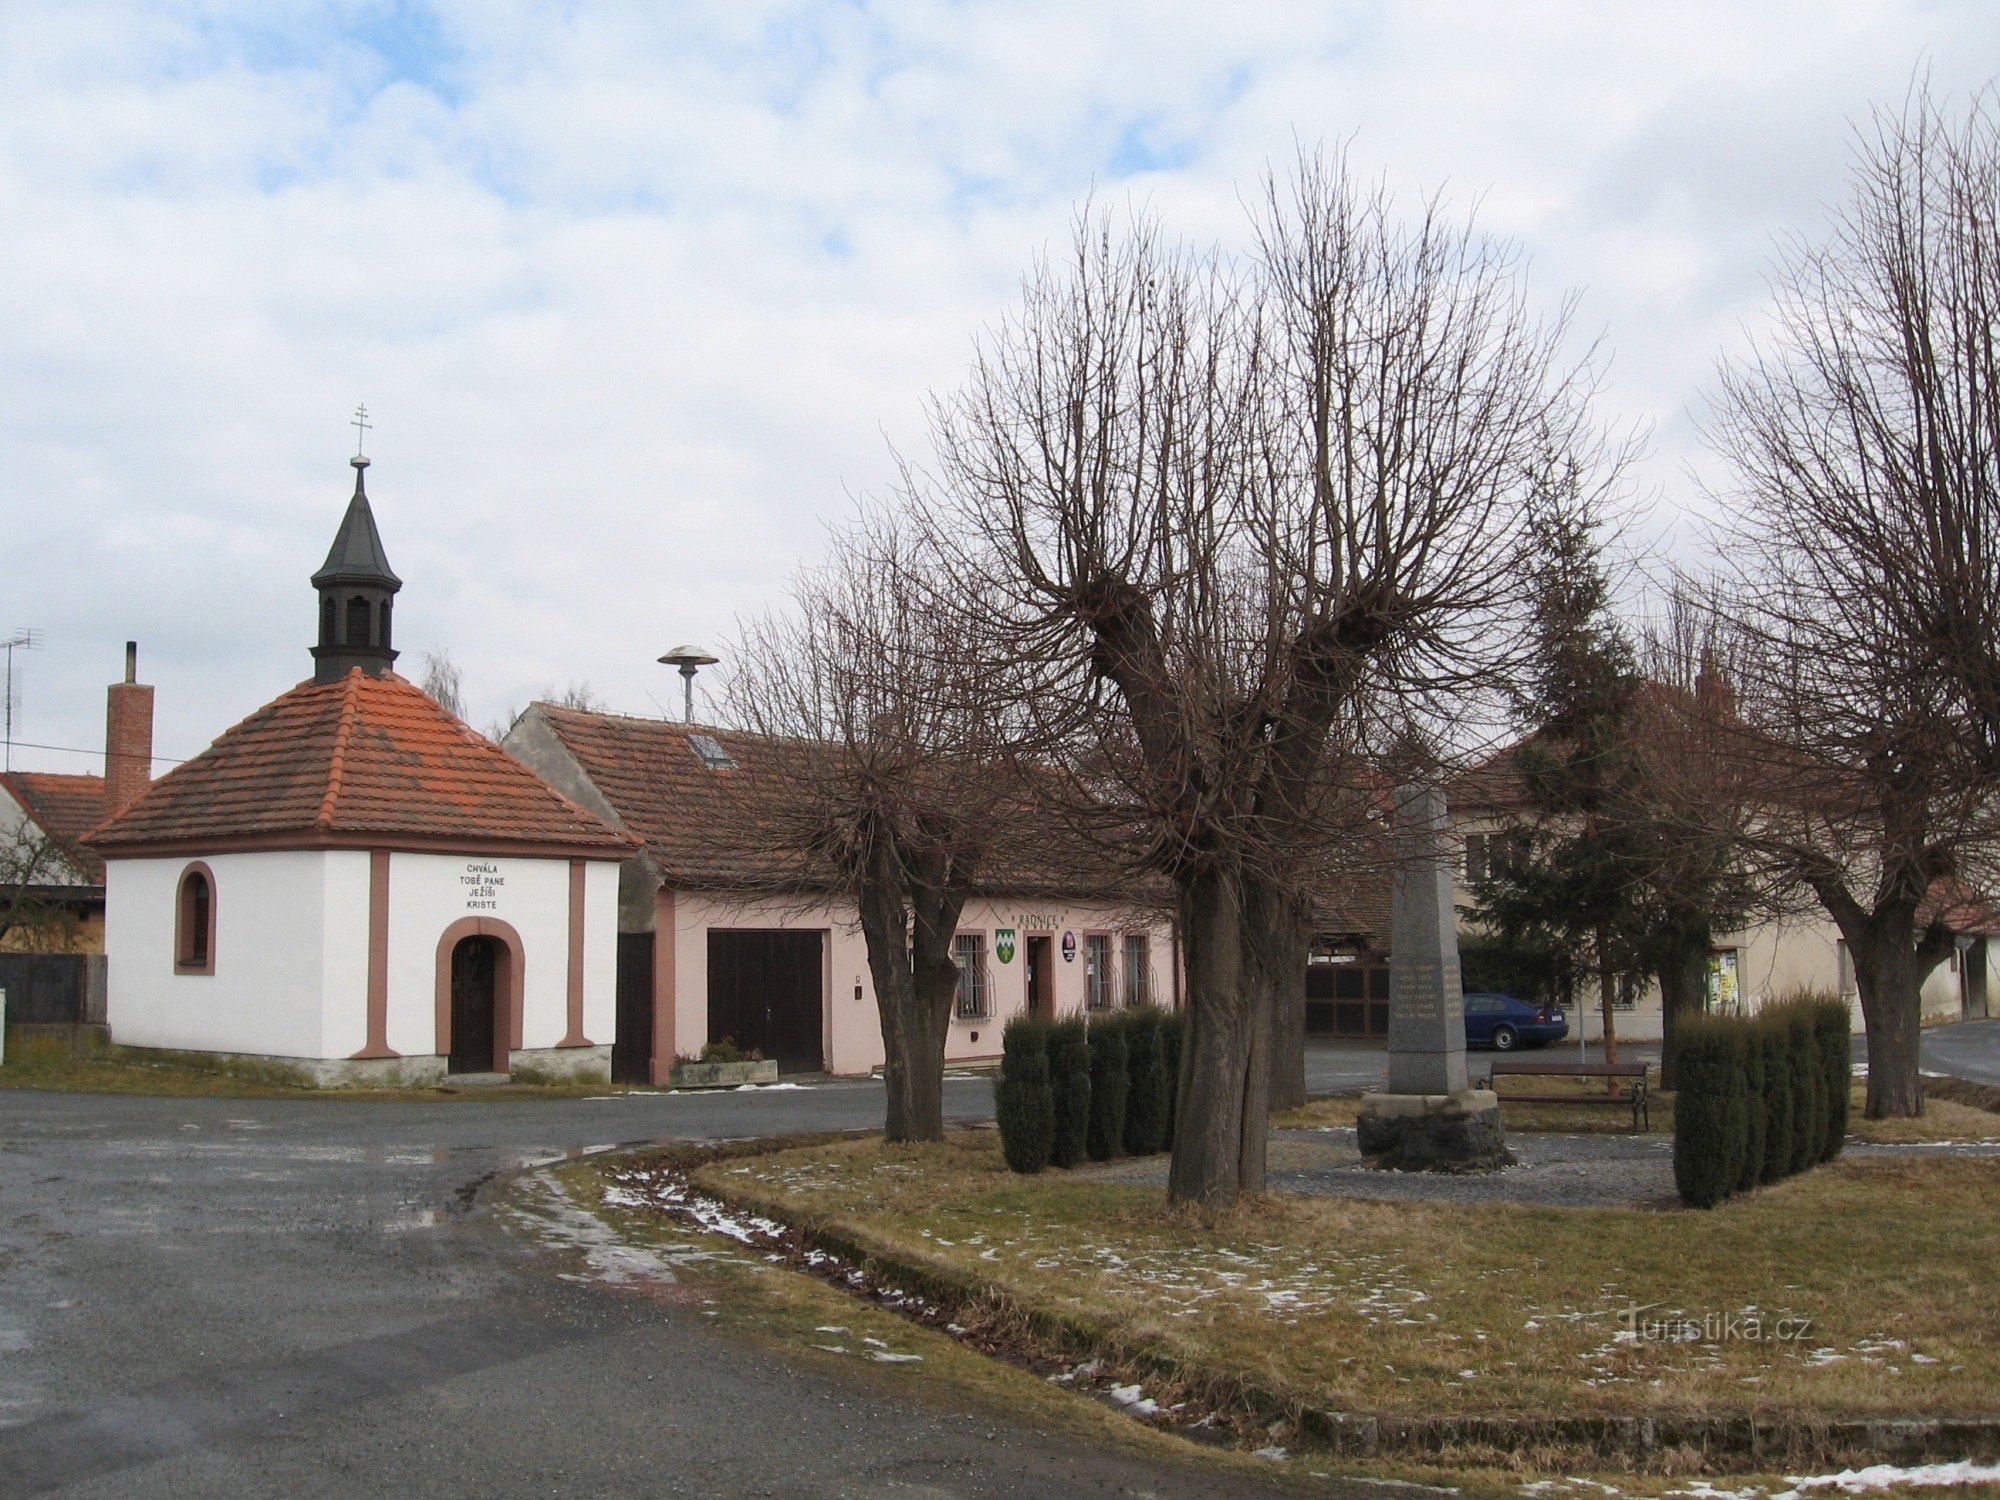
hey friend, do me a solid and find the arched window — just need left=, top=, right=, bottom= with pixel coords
left=346, top=594, right=371, bottom=646
left=175, top=863, right=215, bottom=974
left=377, top=597, right=392, bottom=649
left=320, top=595, right=335, bottom=647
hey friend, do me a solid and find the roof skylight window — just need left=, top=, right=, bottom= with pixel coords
left=687, top=732, right=736, bottom=770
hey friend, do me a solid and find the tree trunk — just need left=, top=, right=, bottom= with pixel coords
left=1845, top=915, right=1930, bottom=1119
left=1654, top=924, right=1710, bottom=1094
left=1167, top=865, right=1267, bottom=1206
left=1247, top=877, right=1310, bottom=1112
left=856, top=868, right=967, bottom=1144
left=880, top=964, right=954, bottom=1143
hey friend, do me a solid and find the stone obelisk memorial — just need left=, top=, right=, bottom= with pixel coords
left=1356, top=785, right=1510, bottom=1169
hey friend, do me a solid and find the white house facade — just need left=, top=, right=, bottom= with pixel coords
left=88, top=457, right=633, bottom=1087
left=503, top=704, right=1179, bottom=1082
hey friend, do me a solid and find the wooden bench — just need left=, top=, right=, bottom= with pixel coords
left=1484, top=1059, right=1652, bottom=1132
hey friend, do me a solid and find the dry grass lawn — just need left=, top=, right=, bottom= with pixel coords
left=688, top=1129, right=1997, bottom=1425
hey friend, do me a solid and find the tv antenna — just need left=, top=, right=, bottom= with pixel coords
left=3, top=628, right=43, bottom=772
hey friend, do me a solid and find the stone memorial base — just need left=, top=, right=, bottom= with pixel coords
left=1357, top=1088, right=1512, bottom=1172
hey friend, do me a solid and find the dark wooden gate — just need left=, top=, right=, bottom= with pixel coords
left=0, top=954, right=91, bottom=1024
left=706, top=930, right=824, bottom=1074
left=449, top=936, right=500, bottom=1074
left=613, top=932, right=656, bottom=1084
left=1305, top=962, right=1390, bottom=1038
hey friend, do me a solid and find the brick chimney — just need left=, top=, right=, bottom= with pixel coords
left=105, top=641, right=154, bottom=814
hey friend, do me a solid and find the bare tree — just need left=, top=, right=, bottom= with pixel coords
left=1626, top=585, right=1769, bottom=1089
left=419, top=648, right=466, bottom=719
left=0, top=821, right=85, bottom=951
left=1705, top=83, right=2000, bottom=1118
left=725, top=518, right=1035, bottom=1142
left=918, top=154, right=1608, bottom=1204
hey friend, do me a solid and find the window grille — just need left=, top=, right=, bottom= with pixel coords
left=1085, top=933, right=1114, bottom=1009
left=953, top=933, right=989, bottom=1019
left=1122, top=934, right=1151, bottom=1006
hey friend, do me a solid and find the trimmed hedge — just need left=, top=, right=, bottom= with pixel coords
left=1737, top=1025, right=1767, bottom=1196
left=1759, top=1020, right=1794, bottom=1185
left=1815, top=996, right=1851, bottom=1162
left=1674, top=1016, right=1748, bottom=1209
left=994, top=1015, right=1055, bottom=1174
left=1086, top=1010, right=1131, bottom=1161
left=1160, top=1010, right=1184, bottom=1149
left=1122, top=1007, right=1169, bottom=1157
left=1672, top=992, right=1855, bottom=1208
left=1785, top=1005, right=1826, bottom=1173
left=1047, top=1017, right=1092, bottom=1169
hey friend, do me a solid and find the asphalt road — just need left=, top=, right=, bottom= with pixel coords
left=1906, top=1016, right=2000, bottom=1084
left=0, top=1077, right=1310, bottom=1499
left=5, top=1024, right=1996, bottom=1497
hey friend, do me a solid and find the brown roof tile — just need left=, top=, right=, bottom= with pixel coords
left=88, top=670, right=632, bottom=857
left=1, top=771, right=112, bottom=883
left=526, top=708, right=797, bottom=886
left=527, top=705, right=1151, bottom=900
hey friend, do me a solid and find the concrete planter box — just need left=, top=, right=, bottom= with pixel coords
left=670, top=1059, right=779, bottom=1089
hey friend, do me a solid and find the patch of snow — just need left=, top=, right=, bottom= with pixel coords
left=1253, top=1446, right=1290, bottom=1461
left=1778, top=1461, right=2000, bottom=1496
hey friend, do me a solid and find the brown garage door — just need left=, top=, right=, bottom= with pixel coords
left=707, top=929, right=825, bottom=1075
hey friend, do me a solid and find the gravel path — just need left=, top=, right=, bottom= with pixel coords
left=1078, top=1127, right=2000, bottom=1209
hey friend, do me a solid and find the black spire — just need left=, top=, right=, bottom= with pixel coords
left=310, top=456, right=402, bottom=683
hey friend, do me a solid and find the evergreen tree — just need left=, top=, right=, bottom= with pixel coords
left=1469, top=468, right=1649, bottom=1064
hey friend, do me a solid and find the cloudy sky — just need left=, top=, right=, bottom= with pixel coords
left=2, top=1, right=1993, bottom=774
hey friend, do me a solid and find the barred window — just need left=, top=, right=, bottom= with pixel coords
left=1085, top=933, right=1114, bottom=1009
left=175, top=863, right=215, bottom=974
left=953, top=933, right=989, bottom=1019
left=1122, top=934, right=1151, bottom=1006
left=1464, top=831, right=1488, bottom=885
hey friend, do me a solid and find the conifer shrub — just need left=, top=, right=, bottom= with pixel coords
left=1046, top=1016, right=1092, bottom=1168
left=1159, top=1009, right=1184, bottom=1149
left=1086, top=1010, right=1130, bottom=1161
left=1673, top=1015, right=1748, bottom=1209
left=1760, top=1019, right=1795, bottom=1185
left=1814, top=994, right=1852, bottom=1161
left=994, top=1015, right=1054, bottom=1174
left=1785, top=1004, right=1827, bottom=1173
left=1737, top=1021, right=1767, bottom=1195
left=1122, top=1006, right=1169, bottom=1156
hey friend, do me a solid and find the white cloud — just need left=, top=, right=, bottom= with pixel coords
left=0, top=0, right=1989, bottom=771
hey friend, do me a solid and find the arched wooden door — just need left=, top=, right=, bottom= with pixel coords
left=449, top=935, right=502, bottom=1074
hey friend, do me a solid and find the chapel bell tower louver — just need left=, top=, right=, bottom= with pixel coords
left=310, top=452, right=403, bottom=684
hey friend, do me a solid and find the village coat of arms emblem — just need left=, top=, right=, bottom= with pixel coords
left=994, top=928, right=1017, bottom=964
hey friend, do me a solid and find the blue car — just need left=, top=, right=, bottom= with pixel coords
left=1462, top=991, right=1568, bottom=1050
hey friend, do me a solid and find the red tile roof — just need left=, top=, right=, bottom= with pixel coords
left=523, top=705, right=1148, bottom=899
left=1920, top=878, right=2000, bottom=936
left=1, top=771, right=112, bottom=883
left=88, top=670, right=632, bottom=857
left=519, top=708, right=794, bottom=887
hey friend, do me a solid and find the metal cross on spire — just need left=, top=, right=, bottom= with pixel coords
left=351, top=404, right=372, bottom=459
